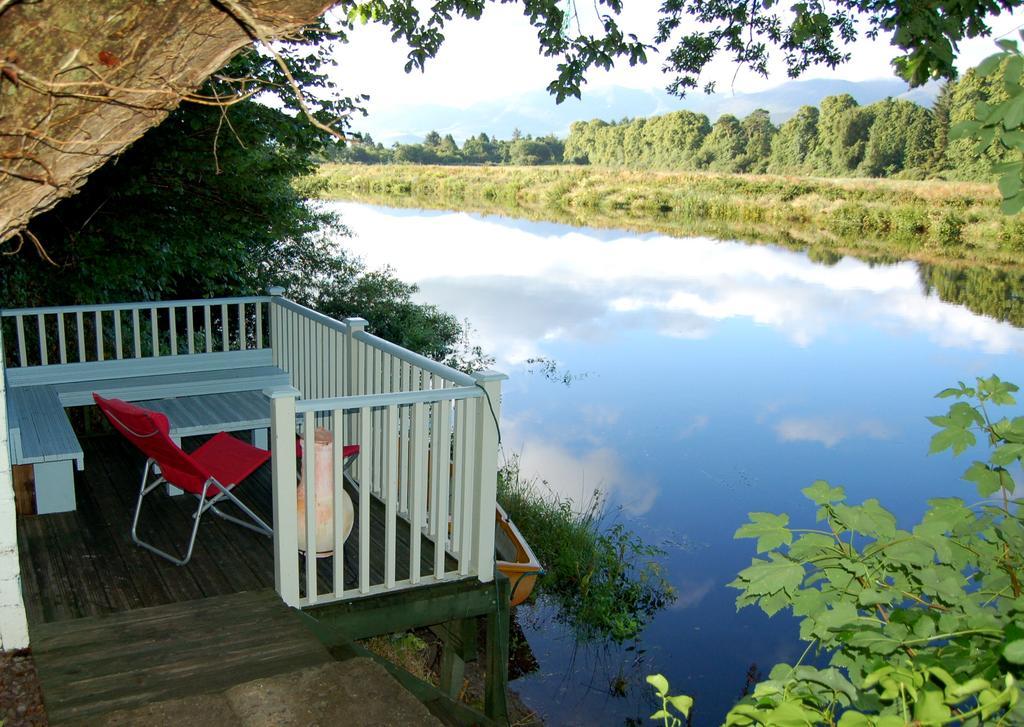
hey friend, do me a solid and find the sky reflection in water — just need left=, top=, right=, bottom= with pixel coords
left=331, top=201, right=1024, bottom=725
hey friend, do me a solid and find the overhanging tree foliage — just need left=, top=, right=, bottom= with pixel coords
left=2, top=31, right=469, bottom=360
left=0, top=0, right=337, bottom=247
left=3, top=0, right=1021, bottom=249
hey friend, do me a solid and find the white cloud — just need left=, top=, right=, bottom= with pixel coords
left=668, top=578, right=716, bottom=610
left=502, top=419, right=660, bottom=517
left=677, top=415, right=710, bottom=439
left=774, top=416, right=896, bottom=448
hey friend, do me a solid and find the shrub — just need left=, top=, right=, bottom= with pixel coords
left=829, top=202, right=870, bottom=237
left=933, top=211, right=965, bottom=246
left=651, top=376, right=1024, bottom=725
left=891, top=206, right=929, bottom=238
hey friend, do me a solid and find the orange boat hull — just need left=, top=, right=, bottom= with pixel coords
left=495, top=504, right=543, bottom=607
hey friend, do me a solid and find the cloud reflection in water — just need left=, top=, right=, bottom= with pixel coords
left=334, top=202, right=1024, bottom=364
left=503, top=418, right=660, bottom=517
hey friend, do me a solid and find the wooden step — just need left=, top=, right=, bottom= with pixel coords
left=30, top=588, right=331, bottom=725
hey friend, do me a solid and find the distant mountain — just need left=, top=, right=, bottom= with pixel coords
left=355, top=78, right=942, bottom=145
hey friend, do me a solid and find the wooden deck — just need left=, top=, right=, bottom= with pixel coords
left=31, top=588, right=332, bottom=725
left=17, top=433, right=455, bottom=625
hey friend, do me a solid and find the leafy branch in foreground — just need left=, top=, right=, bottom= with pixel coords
left=953, top=34, right=1024, bottom=213
left=651, top=375, right=1024, bottom=725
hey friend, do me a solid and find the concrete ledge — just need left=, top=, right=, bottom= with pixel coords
left=79, top=660, right=442, bottom=727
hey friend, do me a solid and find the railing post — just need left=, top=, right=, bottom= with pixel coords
left=266, top=385, right=300, bottom=607
left=470, top=370, right=506, bottom=582
left=267, top=286, right=284, bottom=362
left=0, top=323, right=29, bottom=648
left=344, top=317, right=367, bottom=397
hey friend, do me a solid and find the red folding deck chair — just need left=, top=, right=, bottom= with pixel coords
left=94, top=393, right=273, bottom=566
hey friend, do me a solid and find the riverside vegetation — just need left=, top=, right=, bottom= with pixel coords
left=315, top=164, right=1019, bottom=267
left=497, top=456, right=676, bottom=643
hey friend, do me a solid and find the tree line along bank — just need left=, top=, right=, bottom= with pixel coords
left=329, top=67, right=1009, bottom=181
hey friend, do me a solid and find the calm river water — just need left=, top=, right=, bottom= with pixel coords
left=329, top=200, right=1024, bottom=725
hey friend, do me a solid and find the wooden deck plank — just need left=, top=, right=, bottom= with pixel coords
left=47, top=513, right=110, bottom=618
left=16, top=518, right=48, bottom=624
left=30, top=588, right=331, bottom=725
left=71, top=462, right=148, bottom=614
left=87, top=441, right=214, bottom=608
left=17, top=434, right=457, bottom=626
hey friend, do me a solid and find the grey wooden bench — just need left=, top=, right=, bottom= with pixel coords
left=5, top=349, right=289, bottom=514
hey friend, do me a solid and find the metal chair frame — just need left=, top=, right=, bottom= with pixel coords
left=132, top=457, right=273, bottom=567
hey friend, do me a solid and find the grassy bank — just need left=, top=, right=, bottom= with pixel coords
left=496, top=457, right=675, bottom=643
left=313, top=164, right=1024, bottom=269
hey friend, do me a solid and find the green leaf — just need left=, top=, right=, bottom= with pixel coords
left=649, top=709, right=671, bottom=720
left=735, top=512, right=792, bottom=553
left=1002, top=192, right=1024, bottom=215
left=885, top=537, right=935, bottom=566
left=836, top=713, right=871, bottom=727
left=788, top=533, right=838, bottom=561
left=917, top=565, right=964, bottom=604
left=858, top=588, right=892, bottom=606
left=803, top=480, right=845, bottom=505
left=991, top=442, right=1024, bottom=466
left=964, top=462, right=1006, bottom=497
left=912, top=615, right=936, bottom=640
left=646, top=673, right=669, bottom=697
left=848, top=629, right=902, bottom=654
left=1000, top=129, right=1024, bottom=147
left=758, top=589, right=792, bottom=616
left=949, top=119, right=980, bottom=140
left=948, top=401, right=984, bottom=428
left=993, top=160, right=1024, bottom=174
left=809, top=602, right=859, bottom=639
left=1006, top=56, right=1024, bottom=88
left=922, top=498, right=971, bottom=529
left=948, top=677, right=994, bottom=698
left=980, top=375, right=1018, bottom=405
left=832, top=499, right=896, bottom=538
left=862, top=666, right=895, bottom=689
left=667, top=695, right=693, bottom=717
left=765, top=701, right=818, bottom=726
left=725, top=704, right=769, bottom=724
left=929, top=426, right=976, bottom=456
left=978, top=52, right=1007, bottom=76
left=1000, top=173, right=1024, bottom=200
left=735, top=554, right=805, bottom=597
left=1004, top=639, right=1024, bottom=664
left=1003, top=416, right=1024, bottom=442
left=913, top=688, right=951, bottom=723
left=789, top=585, right=829, bottom=618
left=794, top=666, right=858, bottom=702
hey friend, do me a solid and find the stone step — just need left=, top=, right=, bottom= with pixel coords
left=75, top=659, right=443, bottom=727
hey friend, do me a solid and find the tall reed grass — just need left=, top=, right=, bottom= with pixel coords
left=313, top=164, right=1024, bottom=269
left=497, top=456, right=675, bottom=642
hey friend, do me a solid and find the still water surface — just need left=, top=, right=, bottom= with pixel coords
left=329, top=200, right=1024, bottom=725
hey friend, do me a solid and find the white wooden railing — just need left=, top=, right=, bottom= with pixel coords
left=0, top=290, right=504, bottom=608
left=0, top=296, right=270, bottom=368
left=266, top=291, right=504, bottom=607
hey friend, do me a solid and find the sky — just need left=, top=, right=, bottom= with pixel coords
left=326, top=3, right=1024, bottom=118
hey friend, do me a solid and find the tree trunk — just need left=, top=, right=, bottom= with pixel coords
left=0, top=0, right=336, bottom=246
